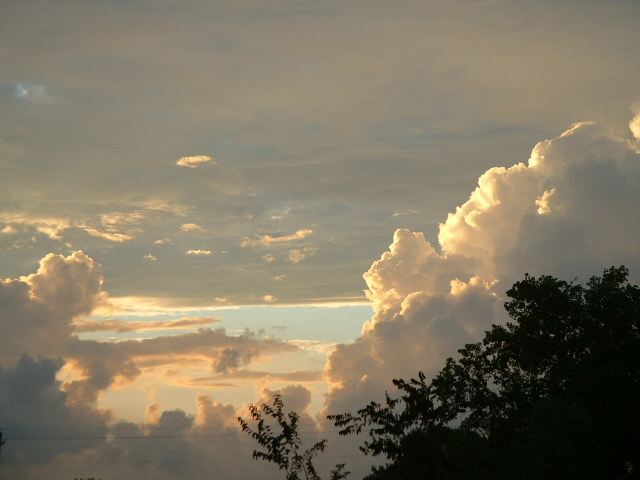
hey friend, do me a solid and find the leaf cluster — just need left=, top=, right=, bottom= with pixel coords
left=238, top=395, right=349, bottom=480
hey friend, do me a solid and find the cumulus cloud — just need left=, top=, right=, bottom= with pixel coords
left=176, top=155, right=214, bottom=168
left=630, top=105, right=640, bottom=140
left=0, top=354, right=110, bottom=464
left=287, top=247, right=317, bottom=263
left=4, top=116, right=640, bottom=479
left=0, top=249, right=299, bottom=428
left=180, top=223, right=207, bottom=232
left=240, top=228, right=313, bottom=248
left=323, top=117, right=640, bottom=415
left=0, top=251, right=107, bottom=365
left=0, top=247, right=311, bottom=479
left=185, top=249, right=212, bottom=255
left=195, top=393, right=238, bottom=428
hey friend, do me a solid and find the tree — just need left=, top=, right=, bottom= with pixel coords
left=331, top=266, right=640, bottom=479
left=238, top=394, right=350, bottom=480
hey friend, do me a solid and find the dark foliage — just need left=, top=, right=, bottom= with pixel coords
left=238, top=394, right=350, bottom=480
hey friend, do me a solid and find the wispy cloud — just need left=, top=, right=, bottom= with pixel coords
left=180, top=223, right=207, bottom=232
left=73, top=316, right=222, bottom=333
left=287, top=247, right=316, bottom=263
left=176, top=155, right=214, bottom=168
left=240, top=229, right=313, bottom=247
left=186, top=369, right=323, bottom=385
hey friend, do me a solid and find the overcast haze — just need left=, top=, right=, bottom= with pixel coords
left=1, top=0, right=640, bottom=478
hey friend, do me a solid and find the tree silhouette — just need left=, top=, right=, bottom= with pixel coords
left=238, top=394, right=349, bottom=480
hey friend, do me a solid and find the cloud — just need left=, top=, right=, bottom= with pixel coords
left=392, top=209, right=418, bottom=217
left=73, top=316, right=222, bottom=333
left=630, top=104, right=640, bottom=140
left=323, top=117, right=640, bottom=415
left=0, top=213, right=71, bottom=240
left=287, top=247, right=317, bottom=263
left=0, top=250, right=299, bottom=413
left=185, top=249, right=212, bottom=255
left=143, top=253, right=157, bottom=261
left=0, top=205, right=183, bottom=246
left=254, top=384, right=313, bottom=415
left=195, top=393, right=238, bottom=428
left=0, top=248, right=317, bottom=480
left=186, top=369, right=323, bottom=386
left=76, top=225, right=136, bottom=242
left=240, top=229, right=314, bottom=248
left=0, top=354, right=111, bottom=464
left=180, top=222, right=207, bottom=232
left=0, top=251, right=108, bottom=365
left=176, top=155, right=214, bottom=168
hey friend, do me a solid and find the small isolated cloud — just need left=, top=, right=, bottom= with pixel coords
left=287, top=247, right=317, bottom=263
left=263, top=254, right=276, bottom=262
left=269, top=206, right=291, bottom=220
left=392, top=209, right=418, bottom=217
left=143, top=253, right=157, bottom=261
left=185, top=249, right=211, bottom=255
left=79, top=225, right=136, bottom=242
left=180, top=223, right=207, bottom=232
left=240, top=228, right=313, bottom=248
left=176, top=155, right=214, bottom=168
left=263, top=294, right=277, bottom=303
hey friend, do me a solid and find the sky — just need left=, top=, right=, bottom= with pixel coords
left=1, top=0, right=640, bottom=478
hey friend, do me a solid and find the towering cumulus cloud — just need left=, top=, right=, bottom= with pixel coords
left=0, top=251, right=107, bottom=364
left=324, top=118, right=640, bottom=414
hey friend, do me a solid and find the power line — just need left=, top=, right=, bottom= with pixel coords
left=0, top=454, right=376, bottom=466
left=0, top=423, right=366, bottom=442
left=2, top=422, right=337, bottom=433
